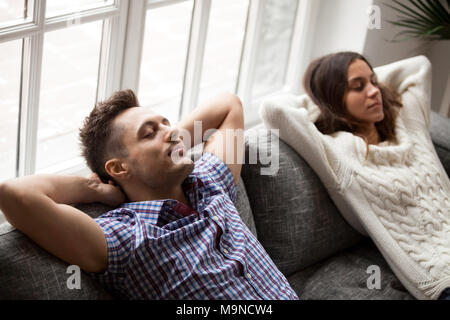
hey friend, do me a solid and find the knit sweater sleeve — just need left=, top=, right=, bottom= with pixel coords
left=260, top=94, right=346, bottom=190
left=374, top=55, right=432, bottom=129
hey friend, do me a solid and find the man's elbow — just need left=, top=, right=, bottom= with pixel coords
left=0, top=181, right=20, bottom=226
left=226, top=93, right=244, bottom=128
left=0, top=181, right=15, bottom=209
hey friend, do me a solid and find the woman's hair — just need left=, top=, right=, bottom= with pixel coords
left=303, top=51, right=402, bottom=142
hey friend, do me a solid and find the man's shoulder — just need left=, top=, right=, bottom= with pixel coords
left=191, top=152, right=237, bottom=202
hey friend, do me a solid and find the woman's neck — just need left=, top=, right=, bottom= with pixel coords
left=360, top=124, right=381, bottom=145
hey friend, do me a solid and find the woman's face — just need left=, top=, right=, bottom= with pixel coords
left=344, top=59, right=384, bottom=125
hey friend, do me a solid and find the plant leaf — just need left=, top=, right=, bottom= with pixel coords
left=387, top=0, right=435, bottom=24
left=424, top=0, right=447, bottom=23
left=384, top=0, right=450, bottom=40
left=435, top=0, right=450, bottom=19
left=410, top=0, right=444, bottom=23
left=427, top=0, right=450, bottom=21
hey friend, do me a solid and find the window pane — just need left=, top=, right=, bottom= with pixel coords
left=0, top=40, right=21, bottom=182
left=0, top=0, right=28, bottom=26
left=198, top=0, right=249, bottom=103
left=138, top=1, right=194, bottom=125
left=46, top=0, right=112, bottom=18
left=36, top=21, right=103, bottom=172
left=252, top=0, right=298, bottom=99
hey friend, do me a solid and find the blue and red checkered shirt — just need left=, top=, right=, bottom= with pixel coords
left=92, top=152, right=298, bottom=300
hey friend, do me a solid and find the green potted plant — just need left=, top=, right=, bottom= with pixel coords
left=384, top=0, right=450, bottom=116
left=385, top=0, right=450, bottom=41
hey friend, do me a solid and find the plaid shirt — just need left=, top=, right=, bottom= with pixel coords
left=92, top=152, right=298, bottom=300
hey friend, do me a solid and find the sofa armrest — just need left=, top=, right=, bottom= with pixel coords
left=430, top=111, right=450, bottom=176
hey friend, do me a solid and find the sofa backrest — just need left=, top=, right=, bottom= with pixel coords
left=241, top=126, right=363, bottom=277
left=240, top=111, right=450, bottom=277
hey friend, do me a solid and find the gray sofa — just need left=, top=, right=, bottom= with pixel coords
left=0, top=111, right=449, bottom=300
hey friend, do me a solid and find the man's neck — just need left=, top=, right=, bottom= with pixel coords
left=125, top=182, right=189, bottom=206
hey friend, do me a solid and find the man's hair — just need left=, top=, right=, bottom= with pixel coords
left=79, top=89, right=140, bottom=183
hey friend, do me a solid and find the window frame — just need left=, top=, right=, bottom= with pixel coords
left=0, top=0, right=315, bottom=179
left=0, top=0, right=129, bottom=177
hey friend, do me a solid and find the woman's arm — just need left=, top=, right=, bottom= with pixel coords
left=375, top=55, right=432, bottom=128
left=0, top=174, right=126, bottom=272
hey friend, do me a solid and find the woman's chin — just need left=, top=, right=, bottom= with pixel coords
left=375, top=112, right=385, bottom=123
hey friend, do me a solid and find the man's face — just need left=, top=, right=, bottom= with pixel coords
left=114, top=107, right=194, bottom=188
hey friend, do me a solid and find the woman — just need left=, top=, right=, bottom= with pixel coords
left=260, top=52, right=450, bottom=300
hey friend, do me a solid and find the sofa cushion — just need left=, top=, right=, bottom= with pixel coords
left=288, top=239, right=414, bottom=300
left=0, top=202, right=116, bottom=300
left=241, top=127, right=363, bottom=277
left=0, top=177, right=254, bottom=300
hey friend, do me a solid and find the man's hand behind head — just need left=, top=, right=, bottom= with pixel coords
left=87, top=173, right=127, bottom=207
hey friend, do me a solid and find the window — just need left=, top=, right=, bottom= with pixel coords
left=46, top=0, right=113, bottom=18
left=0, top=39, right=22, bottom=181
left=36, top=20, right=104, bottom=172
left=197, top=0, right=249, bottom=103
left=251, top=0, right=299, bottom=99
left=0, top=0, right=126, bottom=179
left=0, top=0, right=310, bottom=222
left=138, top=0, right=194, bottom=125
left=0, top=0, right=31, bottom=26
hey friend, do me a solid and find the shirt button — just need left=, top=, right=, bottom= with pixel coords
left=247, top=273, right=252, bottom=279
left=223, top=248, right=229, bottom=254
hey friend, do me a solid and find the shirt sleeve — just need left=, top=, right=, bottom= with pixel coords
left=193, top=152, right=237, bottom=203
left=91, top=208, right=137, bottom=282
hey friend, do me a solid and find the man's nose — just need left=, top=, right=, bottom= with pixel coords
left=165, top=126, right=179, bottom=143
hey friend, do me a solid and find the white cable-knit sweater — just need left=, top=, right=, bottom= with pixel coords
left=260, top=55, right=450, bottom=300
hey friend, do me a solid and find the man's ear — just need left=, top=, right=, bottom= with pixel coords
left=105, top=159, right=129, bottom=181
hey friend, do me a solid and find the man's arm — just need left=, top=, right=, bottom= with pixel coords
left=0, top=174, right=125, bottom=272
left=176, top=92, right=244, bottom=184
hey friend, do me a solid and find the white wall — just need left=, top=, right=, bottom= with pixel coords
left=299, top=0, right=449, bottom=116
left=363, top=0, right=428, bottom=67
left=425, top=40, right=450, bottom=114
left=363, top=0, right=450, bottom=114
left=309, top=0, right=372, bottom=59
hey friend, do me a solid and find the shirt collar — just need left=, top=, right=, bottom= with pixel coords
left=119, top=174, right=204, bottom=215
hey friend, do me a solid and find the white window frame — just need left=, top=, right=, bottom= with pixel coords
left=1, top=0, right=318, bottom=179
left=123, top=0, right=318, bottom=129
left=0, top=0, right=318, bottom=225
left=0, top=0, right=129, bottom=177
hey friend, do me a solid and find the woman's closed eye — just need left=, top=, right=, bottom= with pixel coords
left=351, top=78, right=378, bottom=91
left=351, top=81, right=364, bottom=91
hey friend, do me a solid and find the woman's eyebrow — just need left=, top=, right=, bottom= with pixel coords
left=348, top=73, right=376, bottom=83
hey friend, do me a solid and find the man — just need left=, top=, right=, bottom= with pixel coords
left=0, top=90, right=298, bottom=300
